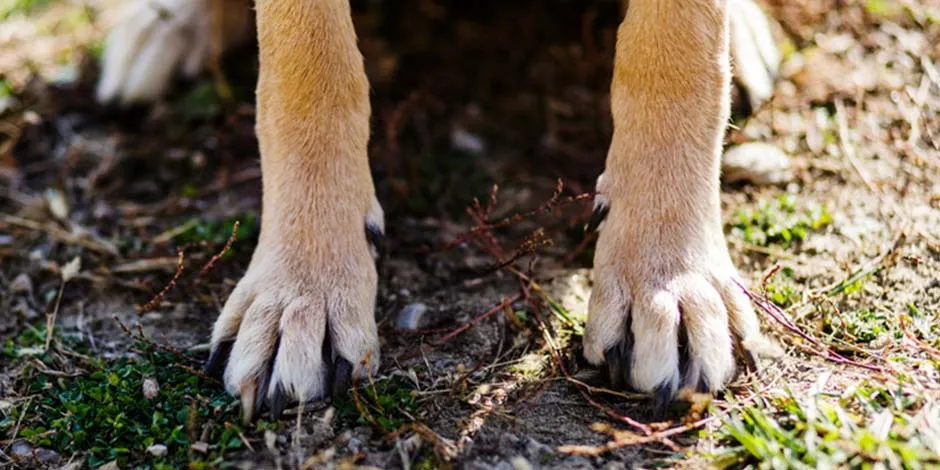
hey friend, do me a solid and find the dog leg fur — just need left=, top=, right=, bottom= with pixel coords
left=204, top=0, right=383, bottom=423
left=584, top=0, right=770, bottom=407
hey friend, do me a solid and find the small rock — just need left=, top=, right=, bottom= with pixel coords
left=524, top=437, right=553, bottom=460
left=92, top=201, right=115, bottom=220
left=510, top=456, right=533, bottom=470
left=396, top=303, right=428, bottom=330
left=59, top=460, right=85, bottom=470
left=147, top=444, right=168, bottom=457
left=451, top=127, right=487, bottom=155
left=142, top=377, right=160, bottom=400
left=190, top=442, right=209, bottom=454
left=722, top=142, right=794, bottom=185
left=347, top=436, right=363, bottom=454
left=45, top=188, right=70, bottom=221
left=35, top=448, right=61, bottom=464
left=11, top=440, right=32, bottom=460
left=11, top=274, right=32, bottom=294
left=60, top=256, right=82, bottom=282
left=264, top=430, right=278, bottom=451
left=98, top=461, right=121, bottom=470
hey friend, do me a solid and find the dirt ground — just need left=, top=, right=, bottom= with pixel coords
left=2, top=0, right=940, bottom=469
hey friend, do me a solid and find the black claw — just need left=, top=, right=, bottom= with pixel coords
left=255, top=372, right=271, bottom=420
left=268, top=382, right=289, bottom=419
left=603, top=347, right=626, bottom=390
left=744, top=348, right=760, bottom=374
left=255, top=335, right=281, bottom=420
left=652, top=382, right=675, bottom=419
left=584, top=200, right=610, bottom=234
left=365, top=223, right=386, bottom=263
left=331, top=358, right=353, bottom=402
left=677, top=314, right=692, bottom=385
left=204, top=340, right=233, bottom=379
left=602, top=309, right=634, bottom=390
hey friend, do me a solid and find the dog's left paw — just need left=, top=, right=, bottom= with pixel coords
left=729, top=0, right=781, bottom=111
left=583, top=177, right=772, bottom=410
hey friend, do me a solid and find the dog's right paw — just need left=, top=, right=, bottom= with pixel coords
left=97, top=0, right=251, bottom=105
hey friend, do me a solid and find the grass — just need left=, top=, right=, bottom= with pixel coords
left=1, top=326, right=243, bottom=469
left=0, top=0, right=49, bottom=20
left=730, top=194, right=832, bottom=248
left=822, top=308, right=895, bottom=345
left=2, top=0, right=939, bottom=467
left=764, top=266, right=803, bottom=309
left=171, top=213, right=260, bottom=251
left=335, top=376, right=419, bottom=433
left=715, top=381, right=940, bottom=469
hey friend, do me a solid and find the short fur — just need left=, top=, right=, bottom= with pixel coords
left=100, top=0, right=777, bottom=422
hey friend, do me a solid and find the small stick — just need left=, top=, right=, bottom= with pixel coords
left=199, top=221, right=239, bottom=276
left=136, top=249, right=185, bottom=315
left=44, top=280, right=65, bottom=352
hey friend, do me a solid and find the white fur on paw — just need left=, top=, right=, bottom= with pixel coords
left=584, top=211, right=769, bottom=401
left=729, top=0, right=781, bottom=110
left=587, top=174, right=611, bottom=234
left=207, top=205, right=383, bottom=421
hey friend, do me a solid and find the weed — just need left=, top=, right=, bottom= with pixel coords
left=764, top=266, right=802, bottom=309
left=335, top=376, right=418, bottom=433
left=399, top=149, right=492, bottom=216
left=1, top=327, right=242, bottom=469
left=0, top=0, right=50, bottom=20
left=172, top=213, right=259, bottom=255
left=730, top=194, right=832, bottom=248
left=823, top=308, right=896, bottom=345
left=715, top=382, right=940, bottom=468
left=176, top=81, right=222, bottom=122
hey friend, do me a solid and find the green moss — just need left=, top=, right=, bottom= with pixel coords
left=764, top=266, right=802, bottom=309
left=172, top=213, right=259, bottom=256
left=730, top=194, right=832, bottom=248
left=335, top=376, right=418, bottom=433
left=1, top=327, right=242, bottom=469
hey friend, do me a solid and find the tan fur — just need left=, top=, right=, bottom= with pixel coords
left=211, top=0, right=383, bottom=416
left=583, top=0, right=764, bottom=396
left=100, top=0, right=778, bottom=415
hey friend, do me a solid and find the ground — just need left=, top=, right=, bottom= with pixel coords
left=1, top=0, right=939, bottom=469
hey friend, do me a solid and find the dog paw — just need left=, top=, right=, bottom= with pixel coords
left=205, top=201, right=385, bottom=423
left=583, top=175, right=771, bottom=411
left=97, top=0, right=251, bottom=105
left=729, top=0, right=781, bottom=111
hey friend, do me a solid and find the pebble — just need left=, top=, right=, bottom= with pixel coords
left=11, top=440, right=32, bottom=460
left=722, top=142, right=794, bottom=185
left=11, top=274, right=32, bottom=294
left=35, top=448, right=60, bottom=464
left=142, top=377, right=160, bottom=400
left=147, top=444, right=168, bottom=457
left=510, top=456, right=533, bottom=470
left=396, top=303, right=428, bottom=330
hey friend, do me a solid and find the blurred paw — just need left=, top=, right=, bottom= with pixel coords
left=97, top=0, right=251, bottom=105
left=729, top=0, right=781, bottom=111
